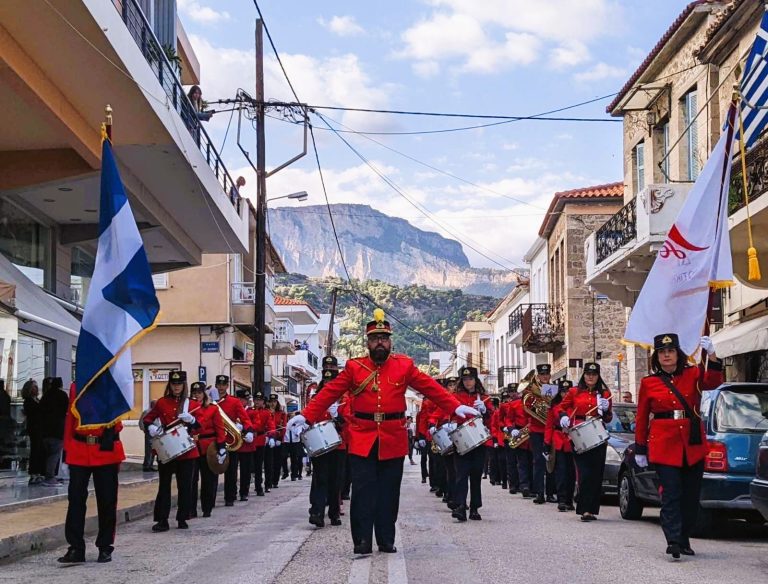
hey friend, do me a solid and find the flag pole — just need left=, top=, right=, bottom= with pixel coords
left=104, top=104, right=113, bottom=141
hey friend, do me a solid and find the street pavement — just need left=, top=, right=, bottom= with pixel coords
left=1, top=454, right=766, bottom=583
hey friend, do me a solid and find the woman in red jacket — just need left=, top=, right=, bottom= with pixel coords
left=557, top=362, right=612, bottom=522
left=544, top=380, right=575, bottom=512
left=192, top=386, right=227, bottom=518
left=267, top=395, right=288, bottom=489
left=143, top=370, right=198, bottom=531
left=634, top=333, right=723, bottom=559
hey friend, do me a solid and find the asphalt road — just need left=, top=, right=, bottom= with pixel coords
left=2, top=454, right=767, bottom=583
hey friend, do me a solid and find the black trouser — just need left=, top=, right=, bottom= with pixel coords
left=453, top=446, right=484, bottom=510
left=555, top=451, right=576, bottom=505
left=420, top=443, right=429, bottom=481
left=408, top=436, right=415, bottom=461
left=656, top=461, right=704, bottom=546
left=281, top=444, right=290, bottom=476
left=505, top=446, right=520, bottom=490
left=224, top=451, right=239, bottom=503
left=546, top=468, right=556, bottom=497
left=310, top=449, right=342, bottom=519
left=252, top=446, right=265, bottom=492
left=349, top=442, right=404, bottom=548
left=142, top=432, right=154, bottom=469
left=496, top=446, right=507, bottom=486
left=199, top=455, right=218, bottom=515
left=574, top=442, right=607, bottom=515
left=154, top=458, right=194, bottom=523
left=65, top=464, right=119, bottom=554
left=486, top=447, right=497, bottom=482
left=444, top=453, right=457, bottom=501
left=516, top=448, right=532, bottom=490
left=264, top=446, right=274, bottom=487
left=529, top=431, right=546, bottom=496
left=342, top=452, right=352, bottom=498
left=43, top=437, right=63, bottom=479
left=271, top=444, right=284, bottom=487
left=28, top=432, right=46, bottom=476
left=288, top=442, right=303, bottom=478
left=239, top=451, right=253, bottom=498
left=428, top=448, right=440, bottom=489
left=190, top=458, right=199, bottom=517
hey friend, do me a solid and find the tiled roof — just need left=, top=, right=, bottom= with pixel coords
left=698, top=0, right=744, bottom=53
left=274, top=296, right=320, bottom=318
left=606, top=0, right=721, bottom=115
left=538, top=182, right=624, bottom=238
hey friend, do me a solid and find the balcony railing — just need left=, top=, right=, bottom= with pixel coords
left=595, top=198, right=637, bottom=264
left=274, top=375, right=299, bottom=396
left=274, top=319, right=294, bottom=344
left=730, top=133, right=768, bottom=214
left=231, top=282, right=255, bottom=304
left=508, top=305, right=524, bottom=336
left=115, top=0, right=237, bottom=207
left=520, top=303, right=565, bottom=353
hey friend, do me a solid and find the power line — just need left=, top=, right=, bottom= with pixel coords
left=268, top=207, right=548, bottom=219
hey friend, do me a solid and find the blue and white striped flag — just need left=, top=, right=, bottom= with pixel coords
left=72, top=136, right=160, bottom=428
left=740, top=4, right=768, bottom=148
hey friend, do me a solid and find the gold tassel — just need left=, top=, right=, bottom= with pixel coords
left=737, top=97, right=761, bottom=281
left=748, top=246, right=762, bottom=281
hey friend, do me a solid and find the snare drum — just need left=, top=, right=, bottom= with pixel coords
left=449, top=417, right=491, bottom=456
left=301, top=420, right=341, bottom=457
left=432, top=425, right=455, bottom=455
left=568, top=417, right=609, bottom=454
left=152, top=424, right=196, bottom=463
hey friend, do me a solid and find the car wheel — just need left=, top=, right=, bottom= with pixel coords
left=619, top=472, right=643, bottom=520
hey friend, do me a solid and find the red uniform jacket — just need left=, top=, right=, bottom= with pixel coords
left=193, top=403, right=226, bottom=457
left=143, top=396, right=198, bottom=461
left=543, top=405, right=572, bottom=452
left=416, top=400, right=432, bottom=441
left=502, top=398, right=530, bottom=450
left=248, top=407, right=275, bottom=448
left=64, top=408, right=125, bottom=467
left=302, top=354, right=461, bottom=460
left=452, top=391, right=494, bottom=446
left=635, top=364, right=723, bottom=467
left=522, top=390, right=546, bottom=434
left=556, top=386, right=614, bottom=427
left=338, top=399, right=351, bottom=451
left=217, top=394, right=252, bottom=434
left=271, top=410, right=287, bottom=440
left=491, top=408, right=506, bottom=446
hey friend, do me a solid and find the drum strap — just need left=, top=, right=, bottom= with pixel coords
left=656, top=374, right=701, bottom=445
left=352, top=370, right=378, bottom=397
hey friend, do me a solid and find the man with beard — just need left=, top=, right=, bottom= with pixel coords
left=288, top=310, right=478, bottom=556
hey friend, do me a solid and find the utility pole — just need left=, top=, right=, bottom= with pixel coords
left=325, top=288, right=338, bottom=356
left=253, top=19, right=267, bottom=397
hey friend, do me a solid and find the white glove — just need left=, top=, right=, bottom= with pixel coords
left=473, top=399, right=486, bottom=414
left=502, top=426, right=510, bottom=434
left=560, top=416, right=571, bottom=429
left=235, top=422, right=244, bottom=432
left=417, top=439, right=426, bottom=449
left=597, top=397, right=610, bottom=411
left=287, top=414, right=306, bottom=431
left=328, top=403, right=339, bottom=417
left=275, top=440, right=282, bottom=446
left=178, top=412, right=195, bottom=424
left=217, top=448, right=227, bottom=465
left=700, top=335, right=716, bottom=356
left=268, top=438, right=276, bottom=448
left=445, top=422, right=458, bottom=432
left=428, top=426, right=437, bottom=436
left=542, top=452, right=550, bottom=462
left=511, top=429, right=520, bottom=438
left=493, top=443, right=499, bottom=449
left=635, top=454, right=648, bottom=468
left=455, top=405, right=480, bottom=419
left=148, top=424, right=163, bottom=438
left=243, top=432, right=254, bottom=443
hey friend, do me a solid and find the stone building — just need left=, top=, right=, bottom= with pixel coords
left=538, top=183, right=628, bottom=394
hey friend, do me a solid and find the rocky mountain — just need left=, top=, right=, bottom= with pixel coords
left=268, top=204, right=522, bottom=297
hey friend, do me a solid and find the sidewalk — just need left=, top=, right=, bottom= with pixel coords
left=0, top=470, right=161, bottom=561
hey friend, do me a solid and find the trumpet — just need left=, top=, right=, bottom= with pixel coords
left=504, top=425, right=530, bottom=448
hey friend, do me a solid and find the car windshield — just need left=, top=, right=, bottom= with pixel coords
left=714, top=390, right=768, bottom=433
left=605, top=406, right=636, bottom=433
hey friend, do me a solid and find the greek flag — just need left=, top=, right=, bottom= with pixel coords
left=740, top=5, right=768, bottom=148
left=72, top=137, right=160, bottom=428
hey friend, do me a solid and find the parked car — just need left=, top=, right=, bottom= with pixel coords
left=602, top=403, right=636, bottom=496
left=750, top=430, right=768, bottom=522
left=618, top=383, right=768, bottom=536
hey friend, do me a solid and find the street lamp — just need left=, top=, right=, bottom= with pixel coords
left=267, top=191, right=308, bottom=203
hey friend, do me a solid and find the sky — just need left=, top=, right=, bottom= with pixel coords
left=177, top=0, right=695, bottom=271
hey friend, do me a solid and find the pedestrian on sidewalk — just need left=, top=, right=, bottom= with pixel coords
left=406, top=416, right=416, bottom=465
left=288, top=309, right=477, bottom=556
left=138, top=400, right=157, bottom=472
left=22, top=379, right=45, bottom=484
left=58, top=384, right=125, bottom=564
left=40, top=377, right=68, bottom=486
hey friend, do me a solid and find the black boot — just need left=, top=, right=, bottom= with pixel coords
left=97, top=549, right=112, bottom=563
left=152, top=520, right=170, bottom=532
left=533, top=494, right=545, bottom=504
left=452, top=505, right=467, bottom=522
left=309, top=513, right=325, bottom=528
left=57, top=548, right=85, bottom=564
left=666, top=543, right=681, bottom=559
left=469, top=508, right=482, bottom=520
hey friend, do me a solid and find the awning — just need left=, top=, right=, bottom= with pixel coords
left=711, top=314, right=768, bottom=357
left=0, top=254, right=80, bottom=338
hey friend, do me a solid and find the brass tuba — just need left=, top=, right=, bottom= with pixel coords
left=215, top=401, right=244, bottom=452
left=504, top=425, right=530, bottom=448
left=519, top=369, right=550, bottom=425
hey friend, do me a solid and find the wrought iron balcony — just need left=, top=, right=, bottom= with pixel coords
left=274, top=319, right=295, bottom=345
left=231, top=282, right=255, bottom=304
left=274, top=375, right=299, bottom=396
left=115, top=0, right=237, bottom=207
left=519, top=303, right=565, bottom=354
left=508, top=305, right=524, bottom=336
left=595, top=197, right=637, bottom=264
left=730, top=132, right=768, bottom=215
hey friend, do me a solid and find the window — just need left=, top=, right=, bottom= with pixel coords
left=152, top=273, right=169, bottom=289
left=634, top=142, right=645, bottom=193
left=714, top=390, right=768, bottom=433
left=0, top=199, right=52, bottom=290
left=70, top=246, right=95, bottom=306
left=682, top=90, right=699, bottom=180
left=14, top=333, right=51, bottom=392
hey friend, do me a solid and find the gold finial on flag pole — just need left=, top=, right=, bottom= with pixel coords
left=103, top=104, right=113, bottom=142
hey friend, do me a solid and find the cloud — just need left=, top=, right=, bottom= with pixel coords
left=177, top=0, right=229, bottom=24
left=573, top=62, right=627, bottom=82
left=549, top=42, right=590, bottom=68
left=412, top=60, right=441, bottom=78
left=318, top=15, right=365, bottom=37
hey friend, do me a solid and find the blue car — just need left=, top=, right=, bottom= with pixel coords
left=618, top=383, right=768, bottom=536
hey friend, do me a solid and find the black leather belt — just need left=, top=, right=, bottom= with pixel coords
left=73, top=433, right=121, bottom=445
left=654, top=410, right=688, bottom=420
left=355, top=411, right=404, bottom=422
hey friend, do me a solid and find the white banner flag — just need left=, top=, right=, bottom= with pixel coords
left=623, top=105, right=736, bottom=356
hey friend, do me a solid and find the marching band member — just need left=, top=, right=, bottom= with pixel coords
left=192, top=386, right=227, bottom=518
left=436, top=376, right=460, bottom=505
left=144, top=370, right=197, bottom=532
left=557, top=363, right=612, bottom=521
left=188, top=381, right=206, bottom=519
left=490, top=397, right=507, bottom=489
left=287, top=310, right=475, bottom=555
left=249, top=391, right=275, bottom=496
left=415, top=399, right=431, bottom=484
left=498, top=384, right=520, bottom=494
left=503, top=388, right=532, bottom=497
left=58, top=384, right=125, bottom=564
left=526, top=363, right=552, bottom=505
left=308, top=369, right=344, bottom=528
left=236, top=389, right=256, bottom=501
left=635, top=334, right=723, bottom=559
left=544, top=380, right=575, bottom=512
left=213, top=375, right=253, bottom=506
left=451, top=366, right=493, bottom=522
left=267, top=395, right=287, bottom=490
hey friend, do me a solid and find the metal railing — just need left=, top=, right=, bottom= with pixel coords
left=231, top=282, right=255, bottom=304
left=114, top=0, right=237, bottom=206
left=274, top=375, right=299, bottom=396
left=274, top=319, right=295, bottom=344
left=595, top=197, right=637, bottom=264
left=508, top=305, right=525, bottom=336
left=730, top=133, right=768, bottom=214
left=521, top=303, right=565, bottom=352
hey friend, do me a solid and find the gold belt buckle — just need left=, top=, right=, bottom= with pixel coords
left=673, top=410, right=686, bottom=420
left=373, top=412, right=385, bottom=422
left=86, top=435, right=98, bottom=445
